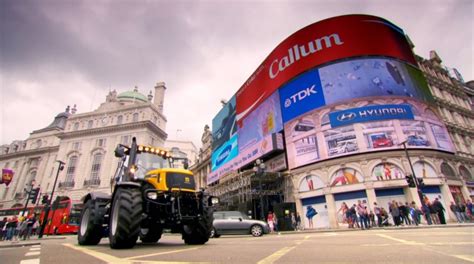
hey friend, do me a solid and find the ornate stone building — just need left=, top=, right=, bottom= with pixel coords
left=0, top=82, right=171, bottom=209
left=192, top=50, right=474, bottom=229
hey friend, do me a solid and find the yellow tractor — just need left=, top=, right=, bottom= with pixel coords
left=77, top=137, right=218, bottom=249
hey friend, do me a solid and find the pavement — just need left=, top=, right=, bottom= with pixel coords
left=0, top=222, right=472, bottom=249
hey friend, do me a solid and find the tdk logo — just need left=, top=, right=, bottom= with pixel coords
left=337, top=112, right=356, bottom=122
left=284, top=84, right=317, bottom=108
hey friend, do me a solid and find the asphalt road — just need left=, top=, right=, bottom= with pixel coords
left=1, top=226, right=473, bottom=263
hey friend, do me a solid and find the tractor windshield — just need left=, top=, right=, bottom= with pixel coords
left=134, top=152, right=171, bottom=178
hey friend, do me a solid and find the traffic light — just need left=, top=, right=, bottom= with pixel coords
left=417, top=177, right=425, bottom=187
left=405, top=175, right=416, bottom=188
left=41, top=194, right=49, bottom=205
left=29, top=187, right=40, bottom=204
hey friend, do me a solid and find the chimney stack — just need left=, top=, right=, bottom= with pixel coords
left=154, top=82, right=166, bottom=113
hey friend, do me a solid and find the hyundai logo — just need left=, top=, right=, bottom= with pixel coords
left=337, top=112, right=356, bottom=122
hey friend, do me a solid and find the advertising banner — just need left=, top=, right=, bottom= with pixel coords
left=212, top=95, right=237, bottom=151
left=284, top=99, right=454, bottom=169
left=207, top=133, right=284, bottom=184
left=329, top=104, right=414, bottom=128
left=236, top=14, right=417, bottom=126
left=211, top=134, right=239, bottom=171
left=238, top=91, right=283, bottom=152
left=1, top=168, right=14, bottom=186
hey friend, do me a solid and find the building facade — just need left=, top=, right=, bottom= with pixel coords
left=0, top=82, right=197, bottom=209
left=194, top=15, right=474, bottom=229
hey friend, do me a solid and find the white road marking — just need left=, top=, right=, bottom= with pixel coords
left=30, top=247, right=41, bottom=251
left=20, top=259, right=40, bottom=264
left=25, top=251, right=41, bottom=256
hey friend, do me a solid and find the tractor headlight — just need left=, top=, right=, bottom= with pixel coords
left=208, top=196, right=220, bottom=206
left=147, top=192, right=158, bottom=200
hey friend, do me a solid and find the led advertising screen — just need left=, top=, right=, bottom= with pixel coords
left=211, top=134, right=238, bottom=171
left=284, top=99, right=454, bottom=169
left=212, top=95, right=237, bottom=151
left=238, top=91, right=283, bottom=152
left=236, top=14, right=418, bottom=126
left=279, top=57, right=433, bottom=123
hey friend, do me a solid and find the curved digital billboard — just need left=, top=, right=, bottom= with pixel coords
left=235, top=14, right=418, bottom=126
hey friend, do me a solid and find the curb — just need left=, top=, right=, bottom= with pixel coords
left=0, top=236, right=68, bottom=249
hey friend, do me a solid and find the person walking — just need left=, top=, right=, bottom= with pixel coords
left=0, top=217, right=7, bottom=241
left=291, top=212, right=297, bottom=231
left=428, top=201, right=440, bottom=224
left=374, top=202, right=382, bottom=227
left=433, top=198, right=446, bottom=225
left=409, top=202, right=420, bottom=226
left=272, top=212, right=279, bottom=233
left=450, top=201, right=463, bottom=223
left=466, top=200, right=473, bottom=220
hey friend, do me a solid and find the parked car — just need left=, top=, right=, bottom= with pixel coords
left=407, top=135, right=430, bottom=146
left=210, top=211, right=270, bottom=238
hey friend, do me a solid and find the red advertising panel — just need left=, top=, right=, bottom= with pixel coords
left=236, top=14, right=416, bottom=125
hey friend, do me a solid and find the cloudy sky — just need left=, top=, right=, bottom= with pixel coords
left=1, top=0, right=472, bottom=148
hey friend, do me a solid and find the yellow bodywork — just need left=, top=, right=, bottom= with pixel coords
left=144, top=168, right=196, bottom=192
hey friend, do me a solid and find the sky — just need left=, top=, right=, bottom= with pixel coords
left=1, top=0, right=472, bottom=149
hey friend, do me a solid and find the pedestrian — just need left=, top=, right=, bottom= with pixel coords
left=409, top=202, right=420, bottom=226
left=350, top=204, right=358, bottom=228
left=0, top=217, right=7, bottom=241
left=421, top=202, right=432, bottom=225
left=18, top=217, right=28, bottom=240
left=24, top=215, right=36, bottom=240
left=380, top=208, right=389, bottom=226
left=272, top=212, right=279, bottom=233
left=390, top=201, right=401, bottom=226
left=296, top=213, right=302, bottom=231
left=374, top=202, right=382, bottom=227
left=291, top=212, right=297, bottom=231
left=356, top=200, right=368, bottom=229
left=450, top=201, right=463, bottom=223
left=369, top=211, right=376, bottom=228
left=466, top=200, right=473, bottom=220
left=458, top=202, right=468, bottom=222
left=306, top=205, right=317, bottom=229
left=433, top=198, right=446, bottom=224
left=428, top=201, right=440, bottom=224
left=266, top=211, right=274, bottom=233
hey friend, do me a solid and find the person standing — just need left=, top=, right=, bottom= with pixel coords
left=409, top=202, right=420, bottom=226
left=0, top=217, right=7, bottom=241
left=390, top=201, right=401, bottom=226
left=450, top=202, right=463, bottom=223
left=428, top=201, right=440, bottom=224
left=296, top=213, right=302, bottom=231
left=421, top=202, right=432, bottom=225
left=291, top=212, right=297, bottom=231
left=272, top=212, right=279, bottom=233
left=374, top=202, right=382, bottom=227
left=306, top=205, right=317, bottom=229
left=267, top=211, right=274, bottom=233
left=356, top=200, right=368, bottom=229
left=466, top=200, right=473, bottom=220
left=433, top=198, right=446, bottom=224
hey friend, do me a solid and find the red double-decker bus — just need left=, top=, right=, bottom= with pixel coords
left=0, top=197, right=82, bottom=235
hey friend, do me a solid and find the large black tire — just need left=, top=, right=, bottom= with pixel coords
left=78, top=200, right=103, bottom=245
left=182, top=206, right=213, bottom=245
left=109, top=188, right=142, bottom=249
left=140, top=226, right=163, bottom=243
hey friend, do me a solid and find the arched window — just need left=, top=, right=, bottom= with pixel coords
left=117, top=115, right=123, bottom=125
left=87, top=120, right=93, bottom=129
left=459, top=166, right=473, bottom=181
left=441, top=162, right=457, bottom=179
left=89, top=153, right=103, bottom=183
left=298, top=175, right=324, bottom=192
left=73, top=122, right=79, bottom=131
left=65, top=156, right=78, bottom=183
left=413, top=161, right=437, bottom=178
left=133, top=113, right=139, bottom=122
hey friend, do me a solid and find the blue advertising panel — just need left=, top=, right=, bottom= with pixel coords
left=211, top=134, right=238, bottom=171
left=329, top=104, right=414, bottom=128
left=212, top=95, right=237, bottom=151
left=238, top=91, right=283, bottom=152
left=279, top=68, right=325, bottom=123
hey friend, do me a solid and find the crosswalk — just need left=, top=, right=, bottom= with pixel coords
left=20, top=244, right=40, bottom=264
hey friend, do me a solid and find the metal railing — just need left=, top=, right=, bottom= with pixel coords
left=58, top=181, right=75, bottom=188
left=83, top=178, right=101, bottom=187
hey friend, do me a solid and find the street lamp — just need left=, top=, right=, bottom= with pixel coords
left=253, top=159, right=266, bottom=221
left=399, top=140, right=425, bottom=202
left=38, top=160, right=65, bottom=238
left=22, top=179, right=36, bottom=217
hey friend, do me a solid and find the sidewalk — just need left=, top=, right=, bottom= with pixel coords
left=1, top=223, right=472, bottom=248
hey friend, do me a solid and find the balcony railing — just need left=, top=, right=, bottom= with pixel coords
left=83, top=178, right=101, bottom=187
left=58, top=181, right=75, bottom=189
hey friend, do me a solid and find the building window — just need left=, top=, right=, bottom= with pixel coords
left=65, top=156, right=78, bottom=183
left=89, top=153, right=103, bottom=181
left=73, top=122, right=79, bottom=131
left=72, top=142, right=81, bottom=150
left=133, top=113, right=139, bottom=122
left=117, top=115, right=123, bottom=125
left=88, top=120, right=93, bottom=129
left=30, top=158, right=39, bottom=168
left=121, top=135, right=130, bottom=145
left=97, top=138, right=107, bottom=147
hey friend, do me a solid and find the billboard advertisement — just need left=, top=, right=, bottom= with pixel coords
left=284, top=99, right=455, bottom=169
left=212, top=95, right=237, bottom=151
left=211, top=134, right=238, bottom=171
left=236, top=14, right=418, bottom=126
left=238, top=91, right=283, bottom=152
left=279, top=57, right=433, bottom=123
left=207, top=133, right=284, bottom=184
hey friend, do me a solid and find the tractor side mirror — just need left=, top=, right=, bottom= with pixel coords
left=114, top=145, right=125, bottom=158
